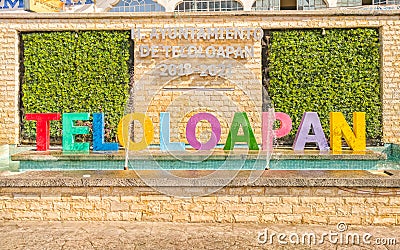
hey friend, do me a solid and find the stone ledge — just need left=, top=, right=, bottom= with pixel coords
left=0, top=9, right=400, bottom=19
left=11, top=148, right=387, bottom=161
left=0, top=169, right=399, bottom=187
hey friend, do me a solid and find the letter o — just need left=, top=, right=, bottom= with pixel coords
left=186, top=113, right=221, bottom=150
left=117, top=113, right=154, bottom=151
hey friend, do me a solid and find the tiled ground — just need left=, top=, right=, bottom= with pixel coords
left=0, top=221, right=399, bottom=249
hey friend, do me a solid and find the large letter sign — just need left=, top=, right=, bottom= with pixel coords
left=330, top=112, right=366, bottom=152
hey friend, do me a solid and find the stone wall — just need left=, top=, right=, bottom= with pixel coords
left=0, top=11, right=400, bottom=145
left=0, top=186, right=399, bottom=225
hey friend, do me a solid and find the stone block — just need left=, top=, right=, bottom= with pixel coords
left=172, top=213, right=190, bottom=222
left=87, top=195, right=101, bottom=201
left=281, top=197, right=300, bottom=204
left=141, top=195, right=172, bottom=201
left=313, top=205, right=336, bottom=215
left=192, top=196, right=217, bottom=203
left=41, top=194, right=61, bottom=200
left=0, top=193, right=13, bottom=200
left=289, top=188, right=312, bottom=196
left=344, top=197, right=366, bottom=204
left=389, top=197, right=400, bottom=205
left=293, top=205, right=312, bottom=214
left=351, top=206, right=377, bottom=215
left=45, top=212, right=61, bottom=221
left=325, top=197, right=345, bottom=204
left=121, top=212, right=143, bottom=221
left=142, top=213, right=171, bottom=222
left=189, top=214, right=214, bottom=223
left=161, top=203, right=181, bottom=212
left=0, top=211, right=13, bottom=220
left=261, top=214, right=276, bottom=223
left=202, top=203, right=224, bottom=213
left=5, top=201, right=27, bottom=210
left=101, top=194, right=120, bottom=202
left=71, top=202, right=95, bottom=211
left=61, top=211, right=81, bottom=220
left=13, top=193, right=40, bottom=200
left=240, top=197, right=252, bottom=203
left=182, top=203, right=203, bottom=212
left=105, top=212, right=121, bottom=221
left=328, top=216, right=362, bottom=225
left=216, top=214, right=234, bottom=223
left=299, top=197, right=325, bottom=204
left=378, top=206, right=400, bottom=215
left=13, top=211, right=42, bottom=220
left=264, top=204, right=292, bottom=214
left=110, top=201, right=130, bottom=212
left=302, top=215, right=328, bottom=224
left=71, top=195, right=87, bottom=200
left=120, top=196, right=140, bottom=202
left=129, top=203, right=148, bottom=211
left=247, top=204, right=263, bottom=213
left=276, top=214, right=302, bottom=224
left=81, top=211, right=104, bottom=221
left=94, top=201, right=110, bottom=211
left=372, top=216, right=397, bottom=225
left=234, top=215, right=259, bottom=223
left=224, top=204, right=247, bottom=213
left=53, top=202, right=71, bottom=211
left=216, top=196, right=240, bottom=203
left=225, top=187, right=248, bottom=195
left=313, top=188, right=338, bottom=196
left=365, top=197, right=389, bottom=205
left=29, top=202, right=52, bottom=211
left=251, top=196, right=280, bottom=204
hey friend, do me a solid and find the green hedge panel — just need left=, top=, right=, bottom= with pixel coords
left=267, top=28, right=381, bottom=145
left=21, top=30, right=131, bottom=143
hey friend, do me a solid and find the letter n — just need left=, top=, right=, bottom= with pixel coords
left=330, top=112, right=366, bottom=152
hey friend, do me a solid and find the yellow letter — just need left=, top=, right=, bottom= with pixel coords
left=330, top=112, right=366, bottom=152
left=117, top=113, right=154, bottom=151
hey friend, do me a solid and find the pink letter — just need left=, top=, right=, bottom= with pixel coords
left=262, top=112, right=292, bottom=151
left=275, top=112, right=292, bottom=138
left=186, top=113, right=221, bottom=150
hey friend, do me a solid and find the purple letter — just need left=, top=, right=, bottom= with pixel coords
left=293, top=112, right=329, bottom=151
left=186, top=113, right=221, bottom=150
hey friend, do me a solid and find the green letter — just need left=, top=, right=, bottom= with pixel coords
left=223, top=112, right=259, bottom=150
left=62, top=113, right=90, bottom=152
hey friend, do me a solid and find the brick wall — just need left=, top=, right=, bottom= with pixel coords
left=0, top=186, right=399, bottom=225
left=0, top=11, right=400, bottom=144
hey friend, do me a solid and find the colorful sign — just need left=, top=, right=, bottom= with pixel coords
left=26, top=111, right=366, bottom=153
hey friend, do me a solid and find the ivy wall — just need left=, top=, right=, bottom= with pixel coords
left=266, top=28, right=382, bottom=145
left=21, top=31, right=132, bottom=143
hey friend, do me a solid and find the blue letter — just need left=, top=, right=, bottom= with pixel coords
left=160, top=112, right=185, bottom=151
left=93, top=113, right=119, bottom=152
left=4, top=0, right=23, bottom=8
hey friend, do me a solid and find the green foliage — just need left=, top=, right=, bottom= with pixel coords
left=21, top=30, right=131, bottom=143
left=267, top=28, right=381, bottom=145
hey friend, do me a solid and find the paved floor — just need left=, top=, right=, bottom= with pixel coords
left=0, top=221, right=399, bottom=249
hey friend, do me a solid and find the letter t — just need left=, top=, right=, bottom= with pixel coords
left=25, top=113, right=61, bottom=151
